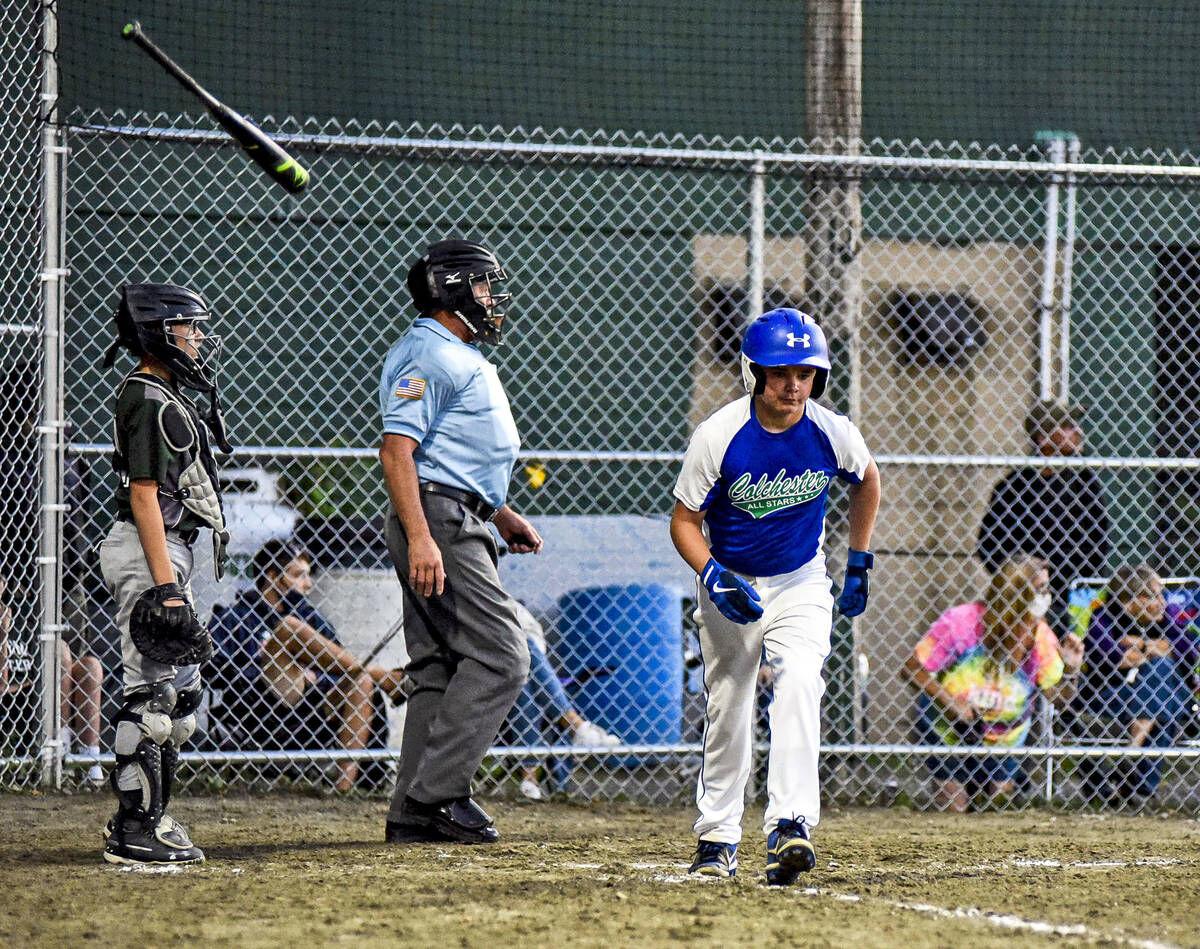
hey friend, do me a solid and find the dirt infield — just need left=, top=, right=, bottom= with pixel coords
left=1, top=793, right=1197, bottom=948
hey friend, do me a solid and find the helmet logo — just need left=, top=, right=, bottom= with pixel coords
left=444, top=271, right=462, bottom=285
left=786, top=332, right=811, bottom=349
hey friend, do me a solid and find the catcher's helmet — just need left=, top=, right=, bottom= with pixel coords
left=740, top=307, right=831, bottom=399
left=102, top=283, right=222, bottom=392
left=406, top=239, right=511, bottom=345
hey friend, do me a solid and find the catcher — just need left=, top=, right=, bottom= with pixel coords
left=96, top=283, right=233, bottom=866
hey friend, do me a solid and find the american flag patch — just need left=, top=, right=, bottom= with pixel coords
left=394, top=377, right=426, bottom=400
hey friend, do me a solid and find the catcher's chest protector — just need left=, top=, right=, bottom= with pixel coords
left=111, top=372, right=227, bottom=535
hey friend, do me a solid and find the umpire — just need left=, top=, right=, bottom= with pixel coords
left=379, top=239, right=541, bottom=845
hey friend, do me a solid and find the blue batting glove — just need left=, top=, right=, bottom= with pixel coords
left=836, top=549, right=875, bottom=618
left=701, top=557, right=763, bottom=625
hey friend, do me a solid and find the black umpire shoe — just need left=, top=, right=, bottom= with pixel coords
left=384, top=795, right=445, bottom=843
left=384, top=817, right=443, bottom=844
left=396, top=794, right=500, bottom=845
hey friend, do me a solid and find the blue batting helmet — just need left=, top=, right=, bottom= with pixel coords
left=740, top=307, right=831, bottom=399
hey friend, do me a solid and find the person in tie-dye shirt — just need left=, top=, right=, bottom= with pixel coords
left=904, top=555, right=1084, bottom=811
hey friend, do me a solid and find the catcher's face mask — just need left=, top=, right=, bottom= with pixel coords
left=162, top=315, right=223, bottom=391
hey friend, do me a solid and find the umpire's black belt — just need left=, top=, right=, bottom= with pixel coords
left=419, top=481, right=497, bottom=522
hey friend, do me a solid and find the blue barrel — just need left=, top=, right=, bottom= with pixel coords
left=556, top=584, right=682, bottom=745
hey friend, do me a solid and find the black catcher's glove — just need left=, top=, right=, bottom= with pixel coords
left=128, top=582, right=214, bottom=665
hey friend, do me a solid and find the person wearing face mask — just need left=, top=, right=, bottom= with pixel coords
left=208, top=539, right=411, bottom=792
left=1080, top=565, right=1198, bottom=803
left=903, top=555, right=1084, bottom=812
left=977, top=401, right=1110, bottom=633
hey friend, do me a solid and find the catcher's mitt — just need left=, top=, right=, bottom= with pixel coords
left=128, top=582, right=213, bottom=665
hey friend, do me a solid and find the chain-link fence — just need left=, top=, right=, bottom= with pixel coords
left=0, top=0, right=57, bottom=792
left=5, top=96, right=1200, bottom=809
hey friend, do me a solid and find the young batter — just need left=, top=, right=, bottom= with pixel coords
left=671, top=307, right=881, bottom=885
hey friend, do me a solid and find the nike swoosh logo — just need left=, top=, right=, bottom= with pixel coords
left=712, top=584, right=738, bottom=594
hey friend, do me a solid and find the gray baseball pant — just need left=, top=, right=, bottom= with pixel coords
left=385, top=493, right=529, bottom=815
left=97, top=519, right=200, bottom=695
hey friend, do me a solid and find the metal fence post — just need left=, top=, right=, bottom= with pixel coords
left=1035, top=132, right=1066, bottom=401
left=38, top=0, right=66, bottom=789
left=1042, top=695, right=1055, bottom=805
left=1058, top=134, right=1080, bottom=405
left=747, top=156, right=766, bottom=321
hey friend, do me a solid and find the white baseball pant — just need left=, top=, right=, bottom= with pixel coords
left=693, top=559, right=833, bottom=843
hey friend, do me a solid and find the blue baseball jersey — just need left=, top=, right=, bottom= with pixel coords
left=379, top=317, right=521, bottom=509
left=674, top=395, right=872, bottom=577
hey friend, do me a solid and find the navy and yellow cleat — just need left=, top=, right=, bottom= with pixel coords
left=765, top=818, right=816, bottom=886
left=688, top=839, right=738, bottom=878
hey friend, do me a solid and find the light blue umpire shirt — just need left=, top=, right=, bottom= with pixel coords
left=379, top=316, right=521, bottom=510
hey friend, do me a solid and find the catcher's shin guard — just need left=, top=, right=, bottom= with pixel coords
left=104, top=683, right=204, bottom=865
left=109, top=682, right=175, bottom=823
left=159, top=684, right=202, bottom=849
left=162, top=683, right=201, bottom=811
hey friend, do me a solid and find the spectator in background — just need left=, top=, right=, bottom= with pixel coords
left=1080, top=564, right=1197, bottom=803
left=59, top=639, right=104, bottom=787
left=0, top=575, right=37, bottom=758
left=977, top=400, right=1110, bottom=631
left=0, top=365, right=41, bottom=757
left=208, top=539, right=410, bottom=792
left=59, top=434, right=105, bottom=787
left=903, top=555, right=1083, bottom=812
left=507, top=601, right=621, bottom=801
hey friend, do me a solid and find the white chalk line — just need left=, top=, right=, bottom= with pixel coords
left=111, top=863, right=186, bottom=875
left=1010, top=856, right=1182, bottom=870
left=108, top=863, right=244, bottom=875
left=452, top=855, right=1190, bottom=884
left=796, top=887, right=1180, bottom=949
left=638, top=855, right=1188, bottom=947
left=825, top=855, right=1188, bottom=878
left=562, top=861, right=689, bottom=871
left=561, top=856, right=1187, bottom=876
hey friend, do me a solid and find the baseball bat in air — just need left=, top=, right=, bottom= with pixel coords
left=121, top=21, right=310, bottom=195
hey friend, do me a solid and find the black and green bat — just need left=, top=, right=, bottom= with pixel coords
left=122, top=21, right=310, bottom=195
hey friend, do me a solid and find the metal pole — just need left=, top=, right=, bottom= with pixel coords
left=38, top=0, right=66, bottom=789
left=71, top=442, right=1200, bottom=470
left=747, top=157, right=766, bottom=320
left=46, top=740, right=1200, bottom=772
left=1059, top=136, right=1080, bottom=404
left=67, top=120, right=1200, bottom=182
left=1036, top=135, right=1065, bottom=401
left=743, top=156, right=766, bottom=791
left=1042, top=696, right=1054, bottom=804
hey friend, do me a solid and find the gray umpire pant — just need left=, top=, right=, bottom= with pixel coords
left=385, top=493, right=529, bottom=814
left=97, top=519, right=201, bottom=696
